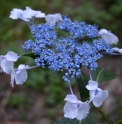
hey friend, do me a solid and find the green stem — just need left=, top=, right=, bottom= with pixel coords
left=115, top=120, right=122, bottom=124
left=79, top=120, right=82, bottom=124
left=96, top=108, right=114, bottom=124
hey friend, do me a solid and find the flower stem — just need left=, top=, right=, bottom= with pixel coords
left=27, top=65, right=39, bottom=70
left=68, top=83, right=73, bottom=94
left=88, top=69, right=93, bottom=80
left=79, top=120, right=82, bottom=124
left=96, top=108, right=114, bottom=124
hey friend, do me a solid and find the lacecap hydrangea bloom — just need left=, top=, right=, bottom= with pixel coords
left=8, top=7, right=120, bottom=121
left=22, top=16, right=114, bottom=83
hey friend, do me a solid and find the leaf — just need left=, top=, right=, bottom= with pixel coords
left=82, top=113, right=97, bottom=124
left=54, top=113, right=97, bottom=124
left=91, top=67, right=117, bottom=83
left=22, top=53, right=39, bottom=59
left=54, top=117, right=78, bottom=124
left=76, top=73, right=89, bottom=102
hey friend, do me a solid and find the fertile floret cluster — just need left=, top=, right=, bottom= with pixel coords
left=22, top=17, right=113, bottom=83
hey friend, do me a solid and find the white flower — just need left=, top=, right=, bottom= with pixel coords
left=45, top=13, right=63, bottom=24
left=64, top=94, right=90, bottom=121
left=0, top=51, right=19, bottom=74
left=23, top=7, right=46, bottom=19
left=86, top=80, right=108, bottom=107
left=10, top=64, right=30, bottom=87
left=112, top=47, right=122, bottom=54
left=9, top=7, right=45, bottom=21
left=98, top=29, right=118, bottom=45
left=9, top=8, right=29, bottom=21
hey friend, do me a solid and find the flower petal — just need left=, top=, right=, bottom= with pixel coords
left=24, top=7, right=45, bottom=19
left=1, top=58, right=13, bottom=74
left=98, top=29, right=118, bottom=45
left=64, top=102, right=78, bottom=119
left=5, top=51, right=19, bottom=61
left=15, top=69, right=28, bottom=85
left=64, top=94, right=78, bottom=103
left=86, top=80, right=98, bottom=90
left=112, top=47, right=122, bottom=54
left=77, top=102, right=90, bottom=121
left=9, top=8, right=23, bottom=19
left=89, top=90, right=95, bottom=102
left=92, top=90, right=108, bottom=107
left=45, top=13, right=62, bottom=24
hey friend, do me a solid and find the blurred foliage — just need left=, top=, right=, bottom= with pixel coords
left=0, top=0, right=122, bottom=123
left=5, top=93, right=31, bottom=109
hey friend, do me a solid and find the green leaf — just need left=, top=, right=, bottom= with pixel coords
left=76, top=73, right=89, bottom=102
left=22, top=53, right=39, bottom=59
left=82, top=113, right=97, bottom=124
left=91, top=67, right=117, bottom=83
left=54, top=117, right=78, bottom=124
left=54, top=113, right=97, bottom=124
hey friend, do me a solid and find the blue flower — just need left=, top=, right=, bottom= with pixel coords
left=22, top=16, right=114, bottom=83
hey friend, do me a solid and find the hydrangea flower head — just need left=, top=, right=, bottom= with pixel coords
left=45, top=13, right=63, bottom=24
left=0, top=51, right=19, bottom=74
left=98, top=29, right=118, bottom=45
left=86, top=80, right=108, bottom=107
left=22, top=16, right=114, bottom=83
left=10, top=64, right=30, bottom=87
left=64, top=94, right=90, bottom=121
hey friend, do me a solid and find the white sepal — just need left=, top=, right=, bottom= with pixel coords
left=1, top=58, right=14, bottom=74
left=24, top=7, right=46, bottom=19
left=64, top=94, right=78, bottom=103
left=64, top=102, right=78, bottom=119
left=10, top=64, right=29, bottom=87
left=45, top=13, right=63, bottom=24
left=9, top=7, right=45, bottom=21
left=9, top=8, right=24, bottom=20
left=6, top=51, right=19, bottom=61
left=86, top=80, right=109, bottom=107
left=112, top=47, right=122, bottom=54
left=63, top=94, right=90, bottom=121
left=86, top=80, right=98, bottom=90
left=98, top=29, right=118, bottom=44
left=0, top=51, right=19, bottom=74
left=92, top=90, right=108, bottom=107
left=77, top=102, right=90, bottom=121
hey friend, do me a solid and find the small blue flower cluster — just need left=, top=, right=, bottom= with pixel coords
left=22, top=17, right=113, bottom=83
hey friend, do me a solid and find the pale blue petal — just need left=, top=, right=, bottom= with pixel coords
left=15, top=70, right=28, bottom=85
left=6, top=51, right=19, bottom=61
left=64, top=102, right=78, bottom=119
left=77, top=102, right=90, bottom=121
left=93, top=90, right=108, bottom=107
left=86, top=80, right=98, bottom=90
left=1, top=58, right=13, bottom=74
left=64, top=94, right=77, bottom=103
